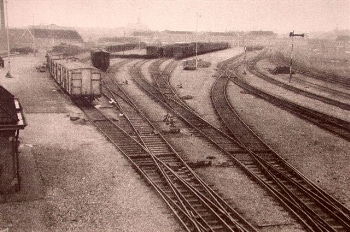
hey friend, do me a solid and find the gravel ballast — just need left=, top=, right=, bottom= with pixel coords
left=0, top=54, right=181, bottom=232
left=1, top=48, right=349, bottom=232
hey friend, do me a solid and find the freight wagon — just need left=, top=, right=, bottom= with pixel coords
left=46, top=52, right=65, bottom=77
left=47, top=53, right=102, bottom=102
left=146, top=46, right=164, bottom=57
left=91, top=48, right=110, bottom=72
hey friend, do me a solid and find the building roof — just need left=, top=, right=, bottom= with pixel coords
left=0, top=27, right=83, bottom=51
left=0, top=86, right=18, bottom=124
left=0, top=86, right=26, bottom=130
left=31, top=28, right=83, bottom=41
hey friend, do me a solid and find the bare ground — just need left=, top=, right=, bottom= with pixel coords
left=0, top=54, right=181, bottom=232
left=1, top=47, right=349, bottom=232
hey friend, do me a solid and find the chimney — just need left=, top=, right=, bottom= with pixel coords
left=0, top=0, right=5, bottom=31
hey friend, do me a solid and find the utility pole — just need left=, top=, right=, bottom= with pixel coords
left=138, top=32, right=141, bottom=50
left=243, top=45, right=247, bottom=75
left=26, top=29, right=36, bottom=56
left=289, top=30, right=304, bottom=82
left=5, top=0, right=12, bottom=78
left=123, top=30, right=125, bottom=55
left=195, top=12, right=198, bottom=70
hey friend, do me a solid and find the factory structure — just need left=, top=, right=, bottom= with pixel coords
left=0, top=0, right=4, bottom=32
left=0, top=0, right=83, bottom=52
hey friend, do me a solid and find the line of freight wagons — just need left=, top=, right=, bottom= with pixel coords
left=46, top=53, right=102, bottom=102
left=146, top=42, right=230, bottom=59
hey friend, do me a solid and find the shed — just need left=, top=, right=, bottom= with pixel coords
left=0, top=86, right=26, bottom=193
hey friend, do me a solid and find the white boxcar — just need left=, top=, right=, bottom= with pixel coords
left=47, top=53, right=101, bottom=102
left=59, top=61, right=101, bottom=100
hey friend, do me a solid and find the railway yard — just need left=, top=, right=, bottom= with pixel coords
left=0, top=44, right=350, bottom=232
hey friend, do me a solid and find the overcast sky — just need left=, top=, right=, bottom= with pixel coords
left=4, top=0, right=350, bottom=33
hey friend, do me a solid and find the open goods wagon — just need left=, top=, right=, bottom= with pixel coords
left=46, top=52, right=65, bottom=76
left=47, top=53, right=102, bottom=102
left=91, top=49, right=110, bottom=72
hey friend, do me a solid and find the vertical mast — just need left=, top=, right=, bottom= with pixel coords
left=5, top=0, right=12, bottom=77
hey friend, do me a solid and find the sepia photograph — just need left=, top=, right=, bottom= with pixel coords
left=0, top=0, right=349, bottom=231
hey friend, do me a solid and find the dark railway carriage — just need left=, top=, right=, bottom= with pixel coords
left=91, top=49, right=110, bottom=72
left=162, top=45, right=174, bottom=57
left=146, top=46, right=164, bottom=58
left=173, top=44, right=196, bottom=59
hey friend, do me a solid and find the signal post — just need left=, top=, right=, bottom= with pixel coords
left=289, top=30, right=304, bottom=82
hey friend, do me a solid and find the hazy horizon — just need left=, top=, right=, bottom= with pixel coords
left=3, top=0, right=350, bottom=34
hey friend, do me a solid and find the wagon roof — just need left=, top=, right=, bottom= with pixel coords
left=56, top=60, right=98, bottom=70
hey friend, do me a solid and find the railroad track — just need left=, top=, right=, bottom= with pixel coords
left=269, top=55, right=350, bottom=90
left=228, top=60, right=350, bottom=141
left=82, top=59, right=257, bottom=232
left=247, top=52, right=350, bottom=111
left=213, top=74, right=350, bottom=232
left=129, top=58, right=350, bottom=231
left=266, top=59, right=350, bottom=100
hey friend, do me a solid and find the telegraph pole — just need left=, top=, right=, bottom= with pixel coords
left=243, top=45, right=247, bottom=75
left=288, top=30, right=304, bottom=82
left=123, top=30, right=125, bottom=55
left=195, top=12, right=198, bottom=70
left=5, top=0, right=12, bottom=78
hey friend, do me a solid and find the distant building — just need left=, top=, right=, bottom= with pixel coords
left=30, top=25, right=84, bottom=48
left=0, top=25, right=83, bottom=52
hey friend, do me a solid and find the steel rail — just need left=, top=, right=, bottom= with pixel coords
left=248, top=52, right=350, bottom=111
left=150, top=58, right=327, bottom=231
left=109, top=61, right=256, bottom=231
left=230, top=73, right=350, bottom=141
left=145, top=58, right=350, bottom=231
left=93, top=59, right=200, bottom=231
left=100, top=60, right=256, bottom=231
left=130, top=59, right=328, bottom=231
left=215, top=56, right=350, bottom=231
left=213, top=74, right=349, bottom=216
left=269, top=54, right=350, bottom=90
left=107, top=63, right=248, bottom=226
left=82, top=105, right=200, bottom=231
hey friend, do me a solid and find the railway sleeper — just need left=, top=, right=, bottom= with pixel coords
left=155, top=152, right=179, bottom=157
left=158, top=161, right=182, bottom=167
left=128, top=153, right=150, bottom=158
left=147, top=146, right=172, bottom=151
left=141, top=138, right=165, bottom=143
left=137, top=162, right=158, bottom=167
left=120, top=148, right=145, bottom=153
left=145, top=141, right=170, bottom=146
